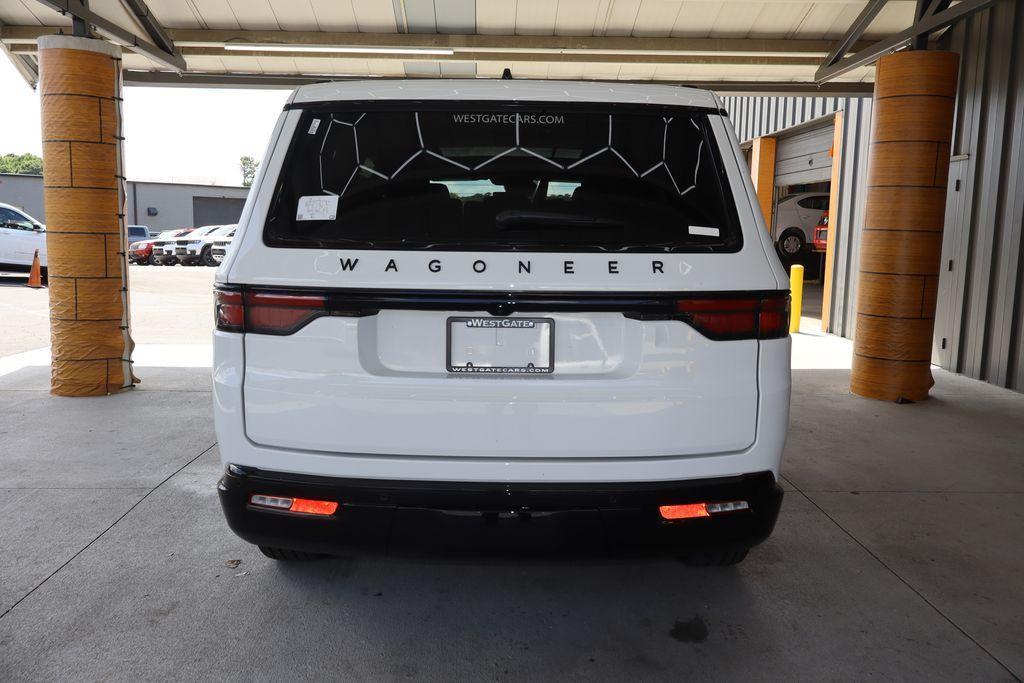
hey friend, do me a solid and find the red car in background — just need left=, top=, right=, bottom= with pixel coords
left=812, top=211, right=829, bottom=252
left=131, top=228, right=193, bottom=266
left=128, top=239, right=155, bottom=265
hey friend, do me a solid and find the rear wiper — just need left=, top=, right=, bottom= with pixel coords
left=494, top=210, right=624, bottom=231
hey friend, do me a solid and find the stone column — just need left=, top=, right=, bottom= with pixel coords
left=851, top=50, right=959, bottom=402
left=38, top=35, right=136, bottom=396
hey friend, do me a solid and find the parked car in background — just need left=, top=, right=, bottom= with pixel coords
left=812, top=211, right=829, bottom=252
left=182, top=225, right=236, bottom=266
left=0, top=202, right=46, bottom=272
left=131, top=229, right=180, bottom=265
left=774, top=192, right=829, bottom=256
left=151, top=228, right=195, bottom=265
left=170, top=225, right=224, bottom=266
left=210, top=229, right=237, bottom=264
left=127, top=225, right=151, bottom=247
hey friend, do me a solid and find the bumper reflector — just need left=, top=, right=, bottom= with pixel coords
left=250, top=494, right=339, bottom=516
left=659, top=500, right=749, bottom=520
left=659, top=503, right=709, bottom=520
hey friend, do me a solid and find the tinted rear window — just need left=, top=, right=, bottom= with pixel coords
left=264, top=103, right=741, bottom=253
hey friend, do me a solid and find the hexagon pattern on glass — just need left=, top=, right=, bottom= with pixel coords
left=318, top=111, right=703, bottom=200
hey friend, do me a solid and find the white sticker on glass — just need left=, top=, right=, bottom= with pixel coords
left=689, top=225, right=720, bottom=237
left=296, top=195, right=339, bottom=221
left=308, top=118, right=321, bottom=135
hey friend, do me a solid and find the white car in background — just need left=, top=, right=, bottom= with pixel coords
left=773, top=192, right=829, bottom=256
left=164, top=224, right=223, bottom=265
left=210, top=228, right=237, bottom=264
left=0, top=202, right=46, bottom=272
left=182, top=224, right=236, bottom=266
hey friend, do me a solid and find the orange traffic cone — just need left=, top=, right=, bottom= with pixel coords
left=27, top=250, right=44, bottom=288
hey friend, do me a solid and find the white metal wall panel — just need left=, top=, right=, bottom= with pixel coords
left=938, top=0, right=1024, bottom=392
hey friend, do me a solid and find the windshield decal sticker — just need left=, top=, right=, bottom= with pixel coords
left=689, top=225, right=720, bottom=237
left=296, top=195, right=339, bottom=221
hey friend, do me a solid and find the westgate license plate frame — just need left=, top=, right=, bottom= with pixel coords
left=446, top=316, right=555, bottom=375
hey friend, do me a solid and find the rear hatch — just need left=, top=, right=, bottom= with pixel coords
left=231, top=101, right=784, bottom=459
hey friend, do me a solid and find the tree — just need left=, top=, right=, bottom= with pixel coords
left=0, top=153, right=44, bottom=175
left=240, top=155, right=260, bottom=187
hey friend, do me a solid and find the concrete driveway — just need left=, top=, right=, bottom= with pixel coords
left=1, top=268, right=1022, bottom=680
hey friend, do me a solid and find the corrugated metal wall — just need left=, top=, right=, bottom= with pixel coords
left=720, top=94, right=874, bottom=338
left=720, top=0, right=1024, bottom=393
left=937, top=0, right=1024, bottom=392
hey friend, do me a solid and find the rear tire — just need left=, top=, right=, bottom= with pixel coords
left=258, top=545, right=325, bottom=562
left=147, top=254, right=160, bottom=265
left=681, top=547, right=749, bottom=567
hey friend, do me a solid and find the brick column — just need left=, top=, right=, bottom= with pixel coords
left=851, top=50, right=959, bottom=402
left=38, top=35, right=136, bottom=396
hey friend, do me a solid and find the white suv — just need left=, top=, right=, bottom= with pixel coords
left=183, top=224, right=235, bottom=266
left=214, top=80, right=791, bottom=565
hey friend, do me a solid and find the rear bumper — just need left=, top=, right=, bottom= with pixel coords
left=218, top=466, right=783, bottom=555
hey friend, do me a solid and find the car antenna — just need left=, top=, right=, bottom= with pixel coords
left=502, top=68, right=513, bottom=80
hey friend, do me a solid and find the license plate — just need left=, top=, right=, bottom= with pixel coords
left=447, top=317, right=554, bottom=375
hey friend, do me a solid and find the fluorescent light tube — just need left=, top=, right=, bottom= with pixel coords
left=223, top=44, right=455, bottom=55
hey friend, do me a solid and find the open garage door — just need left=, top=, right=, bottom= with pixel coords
left=775, top=120, right=835, bottom=187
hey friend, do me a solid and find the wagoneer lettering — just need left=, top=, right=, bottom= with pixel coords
left=215, top=80, right=791, bottom=565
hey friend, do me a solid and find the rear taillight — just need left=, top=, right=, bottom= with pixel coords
left=214, top=289, right=243, bottom=333
left=214, top=287, right=328, bottom=335
left=675, top=294, right=789, bottom=340
left=245, top=292, right=328, bottom=335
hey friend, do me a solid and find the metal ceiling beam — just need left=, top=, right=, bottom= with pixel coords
left=3, top=26, right=871, bottom=58
left=0, top=19, right=38, bottom=87
left=815, top=0, right=997, bottom=83
left=820, top=0, right=889, bottom=69
left=161, top=45, right=823, bottom=66
left=121, top=69, right=875, bottom=96
left=29, top=0, right=184, bottom=71
left=118, top=0, right=175, bottom=55
left=7, top=41, right=829, bottom=65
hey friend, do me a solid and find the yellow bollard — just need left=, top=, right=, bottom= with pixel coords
left=789, top=264, right=804, bottom=334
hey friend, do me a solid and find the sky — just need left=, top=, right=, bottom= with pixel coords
left=0, top=55, right=292, bottom=187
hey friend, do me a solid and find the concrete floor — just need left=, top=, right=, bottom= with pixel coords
left=1, top=268, right=1022, bottom=680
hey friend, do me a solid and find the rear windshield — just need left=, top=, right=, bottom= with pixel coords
left=264, top=103, right=741, bottom=253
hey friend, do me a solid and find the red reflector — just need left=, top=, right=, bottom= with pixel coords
left=289, top=498, right=339, bottom=515
left=659, top=503, right=710, bottom=520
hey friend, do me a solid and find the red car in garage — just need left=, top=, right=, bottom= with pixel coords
left=812, top=211, right=829, bottom=252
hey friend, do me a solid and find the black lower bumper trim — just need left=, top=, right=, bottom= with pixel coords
left=218, top=468, right=783, bottom=557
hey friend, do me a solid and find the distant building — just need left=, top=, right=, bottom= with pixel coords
left=0, top=173, right=250, bottom=232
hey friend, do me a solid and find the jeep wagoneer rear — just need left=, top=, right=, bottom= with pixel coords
left=214, top=80, right=790, bottom=564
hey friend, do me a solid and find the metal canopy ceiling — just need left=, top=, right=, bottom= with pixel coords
left=0, top=0, right=961, bottom=92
